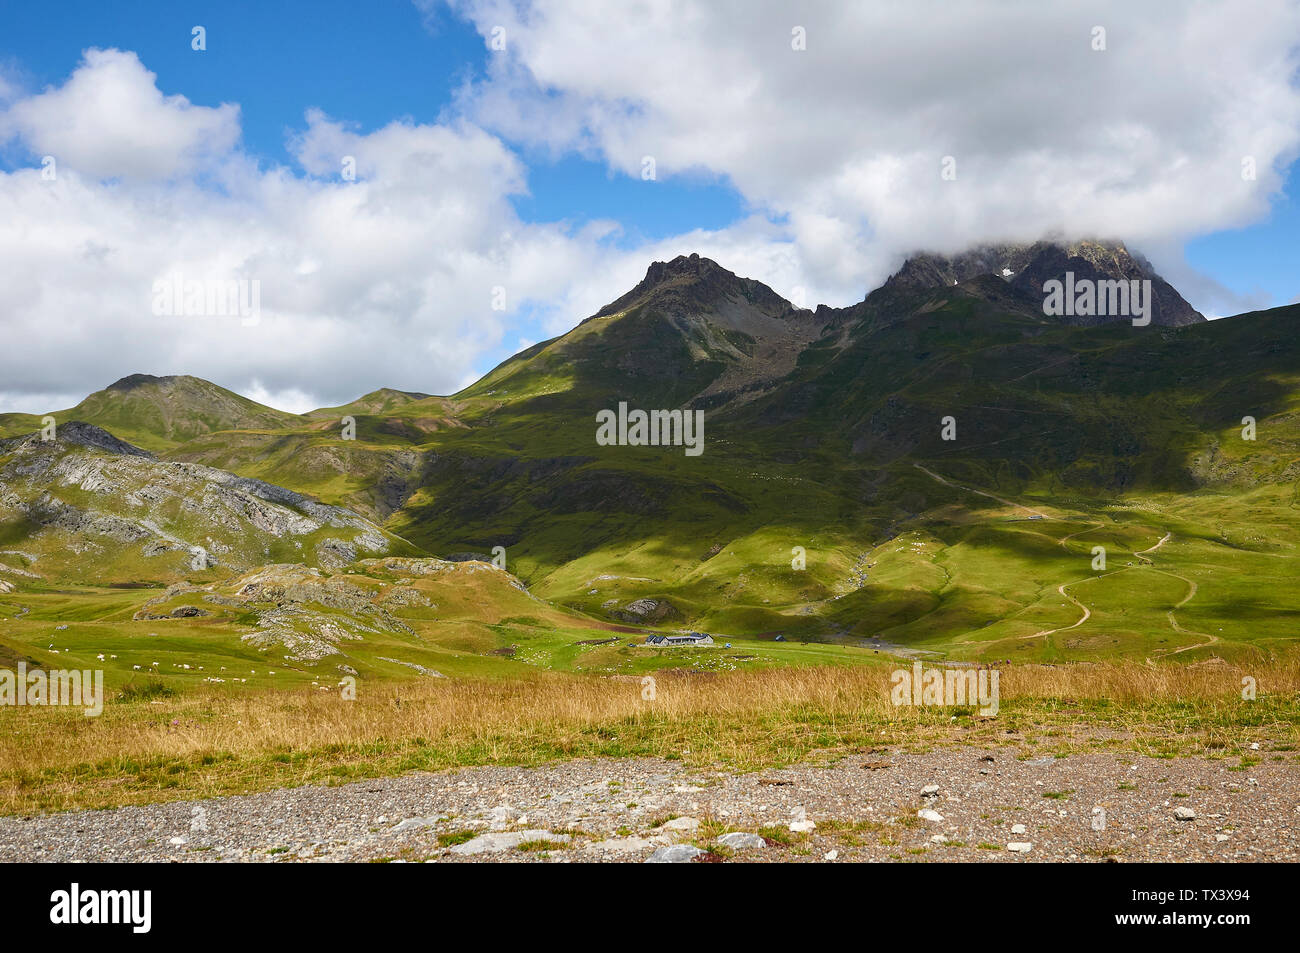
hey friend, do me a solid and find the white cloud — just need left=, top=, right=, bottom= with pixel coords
left=0, top=49, right=240, bottom=181
left=4, top=6, right=1300, bottom=413
left=446, top=0, right=1300, bottom=303
left=242, top=382, right=321, bottom=415
left=0, top=48, right=639, bottom=411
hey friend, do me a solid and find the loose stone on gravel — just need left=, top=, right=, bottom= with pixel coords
left=789, top=807, right=816, bottom=833
left=717, top=832, right=766, bottom=850
left=450, top=830, right=569, bottom=855
left=592, top=835, right=664, bottom=853
left=3, top=749, right=1295, bottom=863
left=646, top=844, right=705, bottom=863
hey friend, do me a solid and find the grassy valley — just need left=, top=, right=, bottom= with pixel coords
left=1, top=243, right=1297, bottom=814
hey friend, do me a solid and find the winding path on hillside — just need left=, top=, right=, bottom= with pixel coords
left=912, top=464, right=1048, bottom=518
left=1027, top=579, right=1093, bottom=639
left=1024, top=533, right=1209, bottom=650
left=910, top=466, right=1217, bottom=654
left=1058, top=522, right=1104, bottom=549
left=1147, top=569, right=1219, bottom=659
left=912, top=464, right=1095, bottom=641
left=1135, top=532, right=1172, bottom=563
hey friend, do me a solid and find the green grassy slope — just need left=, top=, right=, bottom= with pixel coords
left=2, top=259, right=1297, bottom=665
left=0, top=374, right=302, bottom=453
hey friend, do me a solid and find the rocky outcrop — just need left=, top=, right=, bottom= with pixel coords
left=609, top=598, right=677, bottom=625
left=879, top=239, right=1204, bottom=327
left=132, top=564, right=421, bottom=663
left=0, top=422, right=394, bottom=580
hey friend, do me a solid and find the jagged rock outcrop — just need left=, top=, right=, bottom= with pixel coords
left=879, top=239, right=1204, bottom=327
left=0, top=422, right=393, bottom=580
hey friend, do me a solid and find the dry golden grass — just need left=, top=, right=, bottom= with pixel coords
left=1, top=658, right=1296, bottom=814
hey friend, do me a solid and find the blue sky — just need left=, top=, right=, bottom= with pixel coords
left=0, top=1, right=1296, bottom=410
left=0, top=0, right=755, bottom=399
left=5, top=0, right=1286, bottom=305
left=1186, top=188, right=1300, bottom=311
left=0, top=0, right=746, bottom=244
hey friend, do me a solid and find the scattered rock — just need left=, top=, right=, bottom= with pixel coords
left=486, top=805, right=514, bottom=829
left=1174, top=806, right=1197, bottom=821
left=449, top=830, right=569, bottom=855
left=1007, top=842, right=1033, bottom=853
left=645, top=844, right=705, bottom=864
left=591, top=836, right=662, bottom=854
left=378, top=657, right=445, bottom=678
left=717, top=832, right=766, bottom=850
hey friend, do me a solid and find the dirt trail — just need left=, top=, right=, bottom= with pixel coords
left=1031, top=533, right=1213, bottom=655
left=910, top=466, right=1097, bottom=643
left=1135, top=532, right=1172, bottom=563
left=912, top=464, right=1048, bottom=519
left=1027, top=580, right=1093, bottom=639
left=1148, top=569, right=1219, bottom=658
left=1058, top=522, right=1104, bottom=549
left=1126, top=534, right=1218, bottom=659
left=907, top=470, right=1216, bottom=657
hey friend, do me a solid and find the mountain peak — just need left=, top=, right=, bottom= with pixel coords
left=594, top=253, right=792, bottom=320
left=881, top=239, right=1204, bottom=327
left=106, top=373, right=187, bottom=392
left=642, top=252, right=731, bottom=284
left=68, top=374, right=300, bottom=451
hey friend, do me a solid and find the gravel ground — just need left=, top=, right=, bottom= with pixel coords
left=2, top=748, right=1296, bottom=862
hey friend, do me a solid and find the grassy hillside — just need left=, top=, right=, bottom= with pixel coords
left=1, top=257, right=1297, bottom=668
left=0, top=250, right=1297, bottom=816
left=0, top=374, right=302, bottom=453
